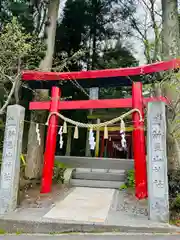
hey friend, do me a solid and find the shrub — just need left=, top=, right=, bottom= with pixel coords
left=120, top=169, right=135, bottom=190
left=170, top=194, right=180, bottom=212
left=53, top=161, right=65, bottom=184
left=168, top=170, right=180, bottom=198
left=168, top=170, right=180, bottom=219
left=125, top=169, right=135, bottom=188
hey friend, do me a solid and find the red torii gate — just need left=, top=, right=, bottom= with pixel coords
left=22, top=59, right=179, bottom=199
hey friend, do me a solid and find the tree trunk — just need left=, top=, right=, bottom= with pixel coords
left=161, top=0, right=180, bottom=169
left=39, top=0, right=60, bottom=70
left=161, top=0, right=180, bottom=60
left=25, top=0, right=60, bottom=179
left=91, top=0, right=98, bottom=70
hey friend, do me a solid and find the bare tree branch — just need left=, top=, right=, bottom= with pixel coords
left=131, top=0, right=161, bottom=63
left=0, top=74, right=20, bottom=115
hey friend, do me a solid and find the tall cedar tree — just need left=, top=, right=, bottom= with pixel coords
left=55, top=0, right=137, bottom=71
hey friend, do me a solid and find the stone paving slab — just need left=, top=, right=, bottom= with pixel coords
left=44, top=187, right=115, bottom=223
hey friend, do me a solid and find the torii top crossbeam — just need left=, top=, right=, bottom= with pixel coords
left=22, top=59, right=180, bottom=89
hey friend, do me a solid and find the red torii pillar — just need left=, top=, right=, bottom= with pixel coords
left=132, top=82, right=148, bottom=199
left=41, top=86, right=61, bottom=193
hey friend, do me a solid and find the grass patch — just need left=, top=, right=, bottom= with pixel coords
left=0, top=229, right=6, bottom=234
left=16, top=230, right=24, bottom=235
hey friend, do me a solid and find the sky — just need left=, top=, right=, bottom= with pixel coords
left=58, top=0, right=162, bottom=65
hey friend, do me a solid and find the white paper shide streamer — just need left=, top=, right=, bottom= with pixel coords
left=36, top=123, right=41, bottom=146
left=89, top=128, right=96, bottom=150
left=58, top=126, right=63, bottom=149
left=120, top=120, right=127, bottom=150
left=113, top=142, right=123, bottom=152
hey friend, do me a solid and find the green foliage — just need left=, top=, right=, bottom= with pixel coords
left=167, top=170, right=180, bottom=218
left=0, top=18, right=31, bottom=75
left=97, top=41, right=138, bottom=69
left=0, top=0, right=40, bottom=33
left=9, top=1, right=34, bottom=32
left=126, top=169, right=135, bottom=188
left=0, top=229, right=6, bottom=235
left=15, top=230, right=24, bottom=235
left=0, top=17, right=45, bottom=114
left=119, top=183, right=128, bottom=190
left=0, top=17, right=45, bottom=78
left=53, top=161, right=65, bottom=184
left=120, top=169, right=135, bottom=190
left=24, top=34, right=46, bottom=70
left=168, top=170, right=180, bottom=198
left=171, top=194, right=180, bottom=211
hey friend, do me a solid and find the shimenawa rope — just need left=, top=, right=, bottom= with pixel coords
left=45, top=108, right=143, bottom=139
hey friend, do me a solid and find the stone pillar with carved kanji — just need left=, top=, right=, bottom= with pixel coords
left=0, top=105, right=25, bottom=214
left=147, top=101, right=169, bottom=222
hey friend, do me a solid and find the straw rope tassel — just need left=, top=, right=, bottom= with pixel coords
left=63, top=121, right=67, bottom=133
left=104, top=125, right=108, bottom=139
left=74, top=125, right=79, bottom=139
left=120, top=119, right=125, bottom=132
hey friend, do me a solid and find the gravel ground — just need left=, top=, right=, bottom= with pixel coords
left=111, top=189, right=148, bottom=217
left=19, top=184, right=71, bottom=208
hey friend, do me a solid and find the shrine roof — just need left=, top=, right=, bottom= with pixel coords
left=22, top=59, right=180, bottom=89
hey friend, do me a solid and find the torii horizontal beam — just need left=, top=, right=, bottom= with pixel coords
left=29, top=96, right=168, bottom=110
left=22, top=59, right=180, bottom=81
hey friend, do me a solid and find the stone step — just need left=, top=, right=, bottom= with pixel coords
left=70, top=179, right=124, bottom=189
left=55, top=156, right=134, bottom=170
left=75, top=168, right=125, bottom=174
left=72, top=170, right=125, bottom=181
